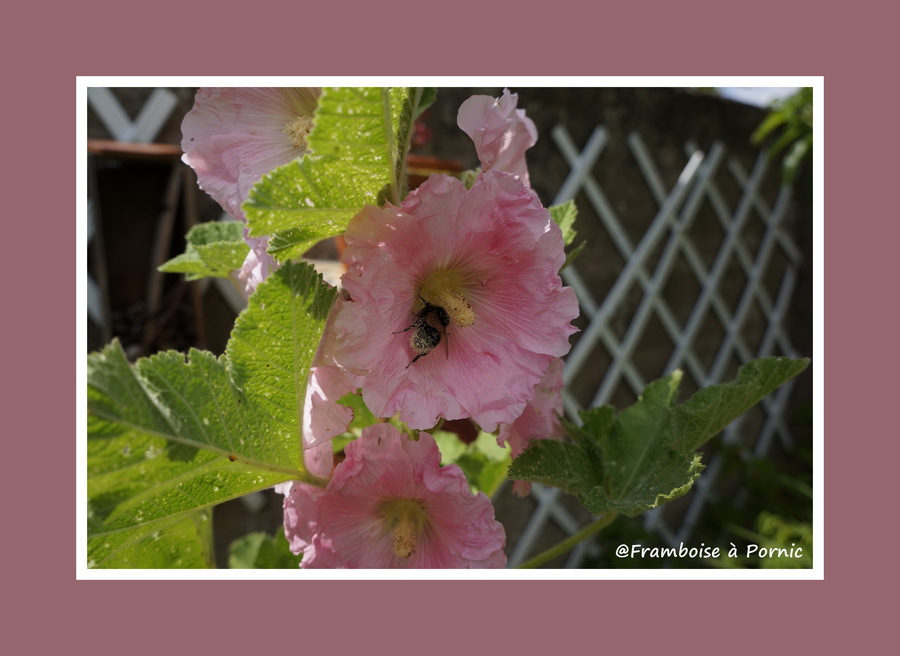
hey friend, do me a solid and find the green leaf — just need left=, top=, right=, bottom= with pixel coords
left=505, top=439, right=597, bottom=497
left=712, top=512, right=812, bottom=569
left=601, top=373, right=690, bottom=502
left=562, top=241, right=587, bottom=272
left=228, top=528, right=301, bottom=569
left=782, top=136, right=812, bottom=185
left=87, top=509, right=214, bottom=569
left=549, top=200, right=585, bottom=271
left=509, top=357, right=810, bottom=517
left=751, top=110, right=788, bottom=144
left=225, top=261, right=337, bottom=465
left=767, top=125, right=803, bottom=159
left=433, top=431, right=511, bottom=497
left=670, top=357, right=811, bottom=453
left=336, top=390, right=377, bottom=434
left=751, top=87, right=813, bottom=187
left=88, top=344, right=296, bottom=539
left=159, top=220, right=248, bottom=280
left=549, top=200, right=578, bottom=247
left=244, top=87, right=432, bottom=261
left=87, top=261, right=336, bottom=567
left=416, top=87, right=438, bottom=118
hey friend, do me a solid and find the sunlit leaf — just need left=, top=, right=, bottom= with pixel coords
left=87, top=261, right=335, bottom=567
left=244, top=87, right=434, bottom=261
left=159, top=220, right=248, bottom=280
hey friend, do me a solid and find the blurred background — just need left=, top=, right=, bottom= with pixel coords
left=86, top=85, right=814, bottom=569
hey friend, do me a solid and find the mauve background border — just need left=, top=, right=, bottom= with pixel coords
left=8, top=0, right=885, bottom=651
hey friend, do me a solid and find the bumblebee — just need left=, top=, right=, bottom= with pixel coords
left=394, top=295, right=450, bottom=368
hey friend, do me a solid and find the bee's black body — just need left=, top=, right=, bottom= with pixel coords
left=394, top=296, right=450, bottom=368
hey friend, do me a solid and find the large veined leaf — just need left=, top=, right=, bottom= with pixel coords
left=509, top=357, right=810, bottom=517
left=244, top=87, right=433, bottom=261
left=88, top=509, right=214, bottom=569
left=86, top=261, right=336, bottom=567
left=668, top=357, right=812, bottom=453
left=225, top=261, right=336, bottom=465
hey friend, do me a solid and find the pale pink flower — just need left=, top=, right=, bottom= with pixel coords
left=282, top=424, right=507, bottom=568
left=457, top=88, right=537, bottom=187
left=181, top=87, right=320, bottom=295
left=497, top=357, right=566, bottom=496
left=181, top=87, right=320, bottom=221
left=331, top=170, right=578, bottom=432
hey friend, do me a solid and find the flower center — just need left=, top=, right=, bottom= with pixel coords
left=283, top=115, right=314, bottom=149
left=419, top=271, right=476, bottom=327
left=380, top=498, right=428, bottom=560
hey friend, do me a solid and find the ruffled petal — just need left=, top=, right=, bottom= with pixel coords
left=457, top=88, right=537, bottom=186
left=282, top=425, right=506, bottom=568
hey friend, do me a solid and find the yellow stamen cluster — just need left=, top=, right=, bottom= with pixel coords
left=283, top=116, right=314, bottom=149
left=381, top=499, right=428, bottom=559
left=391, top=517, right=417, bottom=559
left=420, top=271, right=477, bottom=327
left=433, top=289, right=475, bottom=327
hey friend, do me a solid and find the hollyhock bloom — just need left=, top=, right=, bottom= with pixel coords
left=282, top=424, right=507, bottom=568
left=331, top=170, right=578, bottom=432
left=181, top=87, right=320, bottom=294
left=457, top=88, right=537, bottom=187
left=181, top=87, right=320, bottom=220
left=498, top=357, right=566, bottom=496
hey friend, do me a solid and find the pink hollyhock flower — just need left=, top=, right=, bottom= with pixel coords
left=497, top=357, right=566, bottom=496
left=181, top=87, right=320, bottom=220
left=181, top=87, right=320, bottom=294
left=282, top=424, right=507, bottom=568
left=457, top=88, right=537, bottom=187
left=331, top=170, right=578, bottom=432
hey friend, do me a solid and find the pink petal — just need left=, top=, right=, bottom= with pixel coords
left=457, top=88, right=537, bottom=186
left=181, top=87, right=320, bottom=221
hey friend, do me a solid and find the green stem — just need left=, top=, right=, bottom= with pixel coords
left=516, top=513, right=619, bottom=569
left=394, top=87, right=422, bottom=204
left=381, top=88, right=398, bottom=206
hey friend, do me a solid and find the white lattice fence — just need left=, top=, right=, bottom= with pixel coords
left=506, top=124, right=805, bottom=568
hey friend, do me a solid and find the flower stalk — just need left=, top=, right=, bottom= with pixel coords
left=517, top=513, right=619, bottom=569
